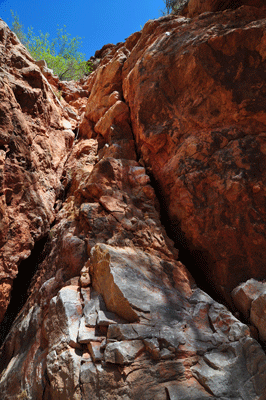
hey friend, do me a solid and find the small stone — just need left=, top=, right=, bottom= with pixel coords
left=143, top=338, right=160, bottom=360
left=97, top=310, right=124, bottom=326
left=82, top=351, right=92, bottom=363
left=83, top=291, right=107, bottom=326
left=78, top=317, right=105, bottom=343
left=160, top=348, right=174, bottom=360
left=85, top=313, right=98, bottom=327
left=87, top=341, right=104, bottom=362
left=80, top=263, right=91, bottom=287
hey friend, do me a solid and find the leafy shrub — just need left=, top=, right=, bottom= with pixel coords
left=11, top=11, right=92, bottom=81
left=162, top=0, right=188, bottom=14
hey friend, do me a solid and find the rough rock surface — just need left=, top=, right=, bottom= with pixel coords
left=232, top=279, right=266, bottom=342
left=0, top=19, right=80, bottom=324
left=1, top=4, right=266, bottom=400
left=180, top=0, right=266, bottom=18
left=122, top=6, right=266, bottom=300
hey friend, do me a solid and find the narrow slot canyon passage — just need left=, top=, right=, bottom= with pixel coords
left=0, top=236, right=47, bottom=346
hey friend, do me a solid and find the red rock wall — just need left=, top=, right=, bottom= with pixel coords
left=1, top=3, right=266, bottom=399
left=122, top=6, right=266, bottom=298
left=0, top=18, right=80, bottom=324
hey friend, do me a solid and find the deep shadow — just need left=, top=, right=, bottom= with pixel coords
left=0, top=236, right=47, bottom=346
left=148, top=173, right=227, bottom=306
left=217, top=0, right=243, bottom=11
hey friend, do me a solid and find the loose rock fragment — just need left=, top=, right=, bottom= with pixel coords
left=104, top=340, right=144, bottom=365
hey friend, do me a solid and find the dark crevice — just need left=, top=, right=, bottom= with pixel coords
left=216, top=0, right=243, bottom=11
left=73, top=126, right=79, bottom=139
left=146, top=173, right=266, bottom=354
left=0, top=235, right=48, bottom=346
left=148, top=173, right=228, bottom=306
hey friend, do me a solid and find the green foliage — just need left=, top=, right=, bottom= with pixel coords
left=10, top=11, right=92, bottom=81
left=162, top=0, right=186, bottom=14
left=55, top=90, right=62, bottom=101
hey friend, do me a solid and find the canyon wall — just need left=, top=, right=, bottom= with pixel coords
left=0, top=3, right=266, bottom=399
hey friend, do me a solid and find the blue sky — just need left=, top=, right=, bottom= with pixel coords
left=0, top=0, right=166, bottom=60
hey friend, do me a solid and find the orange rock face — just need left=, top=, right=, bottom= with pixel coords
left=1, top=4, right=266, bottom=399
left=0, top=19, right=80, bottom=323
left=180, top=0, right=266, bottom=18
left=122, top=6, right=266, bottom=298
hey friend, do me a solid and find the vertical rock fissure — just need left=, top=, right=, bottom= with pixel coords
left=147, top=173, right=227, bottom=306
left=146, top=173, right=266, bottom=352
left=0, top=235, right=48, bottom=346
left=122, top=88, right=226, bottom=305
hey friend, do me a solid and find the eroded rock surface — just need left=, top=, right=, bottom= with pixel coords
left=1, top=5, right=266, bottom=400
left=232, top=278, right=266, bottom=343
left=0, top=19, right=79, bottom=324
left=180, top=0, right=266, bottom=18
left=122, top=6, right=266, bottom=299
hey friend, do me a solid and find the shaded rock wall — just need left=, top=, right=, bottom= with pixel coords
left=122, top=6, right=266, bottom=300
left=0, top=3, right=266, bottom=400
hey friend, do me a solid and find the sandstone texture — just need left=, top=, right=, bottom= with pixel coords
left=232, top=279, right=266, bottom=342
left=180, top=0, right=266, bottom=18
left=122, top=6, right=266, bottom=299
left=0, top=19, right=81, bottom=325
left=1, top=2, right=266, bottom=399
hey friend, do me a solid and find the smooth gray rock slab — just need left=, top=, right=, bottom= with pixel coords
left=107, top=324, right=137, bottom=341
left=165, top=380, right=213, bottom=400
left=85, top=313, right=98, bottom=328
left=78, top=317, right=105, bottom=343
left=83, top=290, right=107, bottom=327
left=97, top=310, right=125, bottom=326
left=90, top=244, right=183, bottom=322
left=203, top=348, right=237, bottom=370
left=104, top=340, right=144, bottom=364
left=107, top=323, right=160, bottom=341
left=46, top=286, right=83, bottom=348
left=189, top=288, right=214, bottom=305
left=160, top=348, right=174, bottom=360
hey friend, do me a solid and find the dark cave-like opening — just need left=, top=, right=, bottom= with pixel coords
left=0, top=236, right=48, bottom=347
